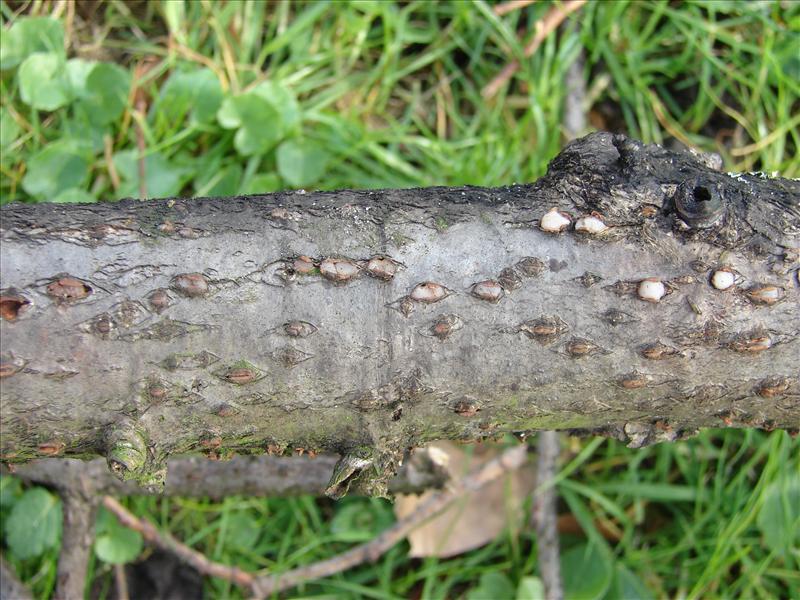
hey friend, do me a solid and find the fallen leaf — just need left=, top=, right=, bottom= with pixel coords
left=395, top=441, right=535, bottom=558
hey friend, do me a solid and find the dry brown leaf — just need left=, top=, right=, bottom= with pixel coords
left=395, top=441, right=535, bottom=558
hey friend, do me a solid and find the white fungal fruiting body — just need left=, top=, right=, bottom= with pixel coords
left=539, top=207, right=571, bottom=233
left=710, top=268, right=735, bottom=290
left=637, top=278, right=666, bottom=303
left=574, top=215, right=609, bottom=234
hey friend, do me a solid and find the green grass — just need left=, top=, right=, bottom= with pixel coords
left=1, top=1, right=799, bottom=598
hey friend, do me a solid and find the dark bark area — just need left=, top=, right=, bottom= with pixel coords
left=1, top=132, right=798, bottom=493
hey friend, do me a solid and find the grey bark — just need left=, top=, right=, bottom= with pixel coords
left=1, top=132, right=798, bottom=492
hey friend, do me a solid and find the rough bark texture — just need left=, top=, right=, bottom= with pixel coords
left=1, top=133, right=798, bottom=493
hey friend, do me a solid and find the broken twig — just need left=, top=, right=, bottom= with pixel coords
left=483, top=0, right=587, bottom=99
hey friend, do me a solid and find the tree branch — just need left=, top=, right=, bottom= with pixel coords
left=2, top=133, right=798, bottom=496
left=54, top=493, right=97, bottom=600
left=532, top=431, right=563, bottom=600
left=4, top=451, right=449, bottom=498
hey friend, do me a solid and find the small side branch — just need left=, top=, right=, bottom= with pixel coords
left=483, top=0, right=587, bottom=98
left=54, top=493, right=98, bottom=600
left=533, top=431, right=563, bottom=600
left=6, top=452, right=449, bottom=498
left=98, top=445, right=527, bottom=598
left=101, top=496, right=256, bottom=589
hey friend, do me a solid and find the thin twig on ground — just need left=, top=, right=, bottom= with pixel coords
left=101, top=496, right=257, bottom=589
left=54, top=493, right=98, bottom=600
left=104, top=134, right=121, bottom=191
left=493, top=0, right=538, bottom=16
left=99, top=445, right=527, bottom=598
left=533, top=431, right=563, bottom=600
left=131, top=61, right=154, bottom=199
left=563, top=48, right=587, bottom=140
left=134, top=100, right=147, bottom=199
left=483, top=0, right=587, bottom=99
left=115, top=564, right=130, bottom=600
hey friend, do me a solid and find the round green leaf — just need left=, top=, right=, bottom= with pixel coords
left=64, top=104, right=108, bottom=153
left=66, top=58, right=96, bottom=98
left=561, top=543, right=613, bottom=600
left=240, top=172, right=282, bottom=195
left=216, top=96, right=244, bottom=129
left=22, top=140, right=92, bottom=200
left=18, top=52, right=72, bottom=111
left=757, top=475, right=800, bottom=555
left=53, top=187, right=96, bottom=203
left=155, top=67, right=223, bottom=125
left=95, top=527, right=143, bottom=565
left=0, top=477, right=22, bottom=510
left=253, top=81, right=301, bottom=131
left=276, top=140, right=330, bottom=187
left=194, top=163, right=243, bottom=197
left=225, top=513, right=260, bottom=552
left=217, top=93, right=283, bottom=156
left=517, top=576, right=545, bottom=600
left=5, top=488, right=62, bottom=559
left=113, top=150, right=189, bottom=199
left=79, top=62, right=131, bottom=125
left=605, top=565, right=653, bottom=600
left=468, top=572, right=515, bottom=600
left=0, top=17, right=64, bottom=70
left=330, top=500, right=394, bottom=542
left=0, top=108, right=21, bottom=148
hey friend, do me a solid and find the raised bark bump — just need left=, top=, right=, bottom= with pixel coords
left=319, top=257, right=361, bottom=283
left=0, top=290, right=32, bottom=321
left=470, top=279, right=505, bottom=303
left=409, top=282, right=450, bottom=303
left=282, top=320, right=319, bottom=338
left=147, top=288, right=174, bottom=313
left=46, top=276, right=92, bottom=302
left=170, top=273, right=210, bottom=297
